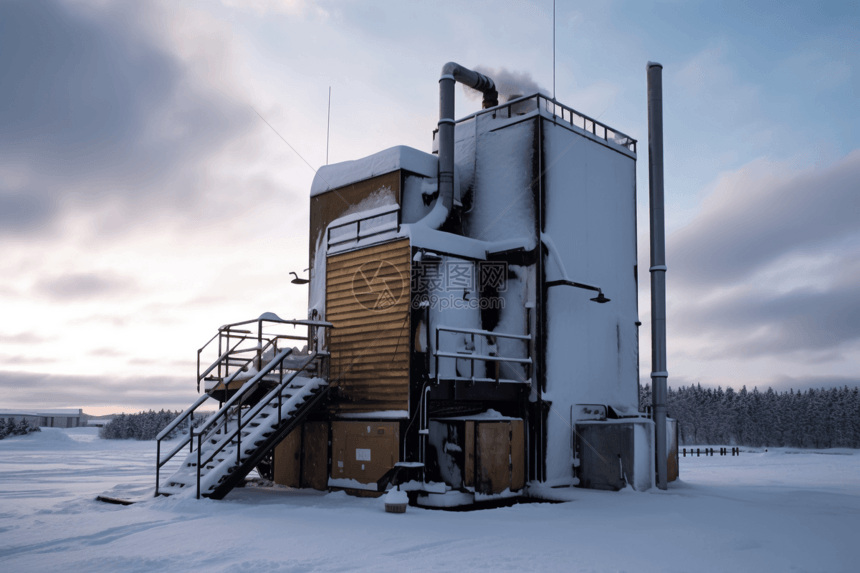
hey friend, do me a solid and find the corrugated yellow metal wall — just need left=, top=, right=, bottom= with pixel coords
left=326, top=239, right=411, bottom=413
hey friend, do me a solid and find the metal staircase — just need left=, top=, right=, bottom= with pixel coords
left=155, top=316, right=332, bottom=500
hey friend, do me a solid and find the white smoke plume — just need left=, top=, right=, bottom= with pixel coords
left=463, top=66, right=550, bottom=102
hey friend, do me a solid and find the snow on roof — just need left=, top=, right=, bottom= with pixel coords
left=407, top=224, right=535, bottom=260
left=258, top=312, right=283, bottom=321
left=325, top=220, right=535, bottom=260
left=435, top=409, right=521, bottom=421
left=337, top=410, right=409, bottom=419
left=310, top=145, right=438, bottom=197
left=327, top=204, right=400, bottom=229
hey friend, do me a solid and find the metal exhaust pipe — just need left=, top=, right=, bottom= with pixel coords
left=437, top=63, right=498, bottom=221
left=647, top=62, right=668, bottom=490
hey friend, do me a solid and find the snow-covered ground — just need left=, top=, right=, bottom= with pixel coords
left=1, top=428, right=858, bottom=572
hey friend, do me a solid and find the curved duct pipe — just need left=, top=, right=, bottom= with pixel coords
left=430, top=63, right=497, bottom=228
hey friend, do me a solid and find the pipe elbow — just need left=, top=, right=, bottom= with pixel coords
left=441, top=61, right=460, bottom=77
left=440, top=62, right=498, bottom=109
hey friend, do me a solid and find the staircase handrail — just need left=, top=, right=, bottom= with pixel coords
left=220, top=318, right=333, bottom=330
left=197, top=338, right=246, bottom=387
left=157, top=317, right=333, bottom=497
left=193, top=340, right=286, bottom=439
left=197, top=334, right=280, bottom=392
left=191, top=346, right=300, bottom=459
left=195, top=350, right=322, bottom=481
left=158, top=350, right=277, bottom=466
left=157, top=337, right=281, bottom=477
left=196, top=317, right=333, bottom=391
left=157, top=394, right=211, bottom=442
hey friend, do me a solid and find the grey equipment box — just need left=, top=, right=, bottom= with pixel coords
left=575, top=419, right=655, bottom=492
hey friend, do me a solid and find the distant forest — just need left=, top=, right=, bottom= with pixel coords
left=639, top=383, right=860, bottom=448
left=100, top=410, right=209, bottom=441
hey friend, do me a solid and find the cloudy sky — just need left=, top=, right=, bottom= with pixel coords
left=1, top=0, right=857, bottom=414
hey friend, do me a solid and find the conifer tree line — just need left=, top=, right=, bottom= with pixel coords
left=639, top=383, right=860, bottom=448
left=99, top=410, right=210, bottom=440
left=0, top=418, right=41, bottom=439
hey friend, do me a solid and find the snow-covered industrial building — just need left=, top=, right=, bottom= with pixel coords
left=156, top=63, right=677, bottom=505
left=0, top=408, right=84, bottom=429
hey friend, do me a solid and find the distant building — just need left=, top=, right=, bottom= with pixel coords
left=0, top=408, right=84, bottom=428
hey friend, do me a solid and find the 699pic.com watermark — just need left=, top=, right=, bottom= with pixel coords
left=410, top=260, right=507, bottom=311
left=351, top=258, right=508, bottom=313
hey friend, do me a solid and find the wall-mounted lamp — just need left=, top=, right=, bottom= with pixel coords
left=546, top=279, right=610, bottom=304
left=290, top=271, right=309, bottom=285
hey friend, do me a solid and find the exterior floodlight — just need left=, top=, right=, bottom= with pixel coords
left=290, top=272, right=309, bottom=285
left=590, top=291, right=610, bottom=304
left=546, top=279, right=609, bottom=304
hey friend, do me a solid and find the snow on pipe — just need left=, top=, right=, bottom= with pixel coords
left=435, top=63, right=498, bottom=227
left=647, top=62, right=668, bottom=491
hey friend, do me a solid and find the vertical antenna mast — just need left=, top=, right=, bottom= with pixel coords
left=553, top=0, right=556, bottom=100
left=326, top=86, right=331, bottom=166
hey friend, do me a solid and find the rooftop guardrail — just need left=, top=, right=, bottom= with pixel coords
left=434, top=93, right=637, bottom=153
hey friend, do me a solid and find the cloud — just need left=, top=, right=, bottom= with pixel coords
left=34, top=272, right=136, bottom=300
left=68, top=313, right=130, bottom=327
left=674, top=43, right=761, bottom=123
left=0, top=370, right=196, bottom=411
left=0, top=355, right=59, bottom=366
left=0, top=332, right=53, bottom=344
left=88, top=347, right=124, bottom=357
left=220, top=0, right=328, bottom=18
left=0, top=0, right=254, bottom=236
left=662, top=150, right=860, bottom=364
left=669, top=150, right=860, bottom=288
left=676, top=263, right=860, bottom=359
left=0, top=193, right=60, bottom=236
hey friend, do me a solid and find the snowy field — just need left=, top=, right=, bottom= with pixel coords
left=1, top=428, right=858, bottom=572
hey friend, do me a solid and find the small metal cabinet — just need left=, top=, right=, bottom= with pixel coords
left=576, top=420, right=654, bottom=491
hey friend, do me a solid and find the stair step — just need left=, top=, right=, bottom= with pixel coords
left=160, top=380, right=327, bottom=500
left=158, top=485, right=185, bottom=496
